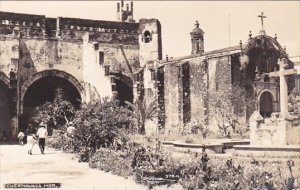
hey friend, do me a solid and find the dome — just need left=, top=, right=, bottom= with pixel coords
left=190, top=21, right=204, bottom=35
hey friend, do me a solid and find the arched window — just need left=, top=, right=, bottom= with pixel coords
left=259, top=91, right=273, bottom=118
left=143, top=30, right=152, bottom=43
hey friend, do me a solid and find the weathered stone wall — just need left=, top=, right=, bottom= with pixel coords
left=82, top=38, right=139, bottom=101
left=100, top=43, right=139, bottom=75
left=164, top=63, right=180, bottom=132
left=287, top=125, right=300, bottom=145
left=188, top=57, right=208, bottom=123
left=0, top=36, right=19, bottom=77
left=0, top=11, right=46, bottom=38
left=207, top=56, right=232, bottom=131
left=18, top=38, right=84, bottom=86
left=162, top=55, right=232, bottom=134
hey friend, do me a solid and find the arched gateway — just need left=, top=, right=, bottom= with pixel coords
left=0, top=72, right=10, bottom=137
left=20, top=70, right=85, bottom=128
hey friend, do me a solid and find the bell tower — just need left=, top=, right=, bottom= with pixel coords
left=190, top=21, right=204, bottom=54
left=117, top=0, right=135, bottom=22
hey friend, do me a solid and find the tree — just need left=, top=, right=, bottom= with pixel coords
left=32, top=88, right=76, bottom=129
left=289, top=88, right=300, bottom=117
left=129, top=97, right=159, bottom=135
left=210, top=83, right=255, bottom=138
left=72, top=99, right=136, bottom=158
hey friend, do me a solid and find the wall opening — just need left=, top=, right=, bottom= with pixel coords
left=21, top=76, right=81, bottom=131
left=259, top=91, right=273, bottom=118
left=115, top=79, right=133, bottom=106
left=143, top=30, right=152, bottom=43
left=0, top=81, right=10, bottom=139
left=99, top=51, right=104, bottom=66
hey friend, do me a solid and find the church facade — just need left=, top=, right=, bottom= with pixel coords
left=144, top=16, right=295, bottom=134
left=0, top=2, right=295, bottom=139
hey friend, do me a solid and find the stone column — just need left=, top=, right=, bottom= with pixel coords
left=10, top=70, right=19, bottom=139
left=276, top=119, right=288, bottom=145
left=249, top=111, right=264, bottom=145
left=132, top=82, right=139, bottom=103
left=279, top=60, right=289, bottom=118
left=177, top=65, right=184, bottom=127
left=110, top=76, right=118, bottom=101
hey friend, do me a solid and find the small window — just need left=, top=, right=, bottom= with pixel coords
left=263, top=75, right=270, bottom=82
left=99, top=52, right=104, bottom=65
left=143, top=30, right=152, bottom=43
left=94, top=43, right=99, bottom=50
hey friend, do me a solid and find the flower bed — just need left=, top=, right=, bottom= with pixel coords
left=89, top=148, right=134, bottom=178
left=88, top=144, right=300, bottom=190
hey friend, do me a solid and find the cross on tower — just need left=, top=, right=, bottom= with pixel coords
left=195, top=20, right=199, bottom=28
left=258, top=12, right=267, bottom=30
left=268, top=58, right=298, bottom=119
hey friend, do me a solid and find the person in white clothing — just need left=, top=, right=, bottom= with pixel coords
left=36, top=123, right=48, bottom=154
left=26, top=124, right=36, bottom=155
left=17, top=131, right=25, bottom=146
left=66, top=122, right=75, bottom=138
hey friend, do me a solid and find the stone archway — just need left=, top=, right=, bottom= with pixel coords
left=20, top=70, right=84, bottom=128
left=259, top=91, right=274, bottom=118
left=111, top=74, right=133, bottom=106
left=115, top=79, right=133, bottom=105
left=0, top=73, right=10, bottom=138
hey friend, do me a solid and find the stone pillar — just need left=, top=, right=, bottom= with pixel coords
left=279, top=70, right=288, bottom=118
left=84, top=83, right=91, bottom=103
left=276, top=119, right=288, bottom=145
left=9, top=69, right=19, bottom=139
left=10, top=117, right=18, bottom=139
left=249, top=120, right=258, bottom=145
left=110, top=76, right=118, bottom=100
left=133, top=82, right=140, bottom=103
left=56, top=17, right=61, bottom=38
left=177, top=65, right=184, bottom=127
left=249, top=111, right=264, bottom=145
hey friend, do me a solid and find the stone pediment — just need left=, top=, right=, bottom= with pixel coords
left=249, top=111, right=264, bottom=122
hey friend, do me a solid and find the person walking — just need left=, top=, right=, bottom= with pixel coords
left=26, top=124, right=36, bottom=155
left=17, top=131, right=25, bottom=146
left=36, top=123, right=48, bottom=154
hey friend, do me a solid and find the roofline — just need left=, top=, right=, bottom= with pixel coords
left=159, top=45, right=242, bottom=64
left=0, top=11, right=139, bottom=26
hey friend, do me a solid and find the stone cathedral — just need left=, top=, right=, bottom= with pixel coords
left=0, top=2, right=296, bottom=139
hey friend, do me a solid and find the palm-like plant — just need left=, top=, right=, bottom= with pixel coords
left=129, top=97, right=158, bottom=135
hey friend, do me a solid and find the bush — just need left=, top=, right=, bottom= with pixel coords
left=87, top=141, right=300, bottom=190
left=47, top=129, right=65, bottom=150
left=89, top=148, right=134, bottom=178
left=47, top=98, right=137, bottom=163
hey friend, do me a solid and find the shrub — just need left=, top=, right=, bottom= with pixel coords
left=89, top=148, right=134, bottom=178
left=47, top=129, right=64, bottom=150
left=32, top=88, right=75, bottom=131
left=87, top=141, right=300, bottom=190
left=72, top=99, right=136, bottom=161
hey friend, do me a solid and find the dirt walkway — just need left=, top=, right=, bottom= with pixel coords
left=0, top=144, right=148, bottom=190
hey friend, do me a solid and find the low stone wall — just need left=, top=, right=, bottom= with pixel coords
left=233, top=145, right=300, bottom=158
left=161, top=139, right=250, bottom=154
left=287, top=126, right=300, bottom=145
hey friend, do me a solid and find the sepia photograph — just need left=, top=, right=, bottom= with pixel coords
left=0, top=1, right=299, bottom=189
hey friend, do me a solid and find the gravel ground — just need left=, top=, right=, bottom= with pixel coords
left=0, top=144, right=149, bottom=190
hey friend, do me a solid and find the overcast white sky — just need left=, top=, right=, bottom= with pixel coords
left=1, top=1, right=299, bottom=59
